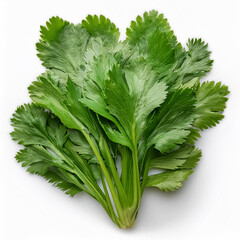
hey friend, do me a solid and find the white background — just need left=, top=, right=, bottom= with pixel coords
left=1, top=0, right=240, bottom=239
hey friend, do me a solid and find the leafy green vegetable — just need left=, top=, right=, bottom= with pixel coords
left=146, top=169, right=194, bottom=192
left=10, top=10, right=229, bottom=228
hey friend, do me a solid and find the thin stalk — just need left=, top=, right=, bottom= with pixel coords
left=100, top=171, right=122, bottom=227
left=82, top=130, right=126, bottom=223
left=131, top=124, right=141, bottom=210
left=101, top=137, right=130, bottom=207
left=120, top=147, right=127, bottom=189
left=58, top=168, right=93, bottom=196
left=70, top=167, right=113, bottom=218
left=140, top=148, right=153, bottom=194
left=120, top=146, right=132, bottom=200
left=64, top=141, right=94, bottom=179
left=132, top=144, right=140, bottom=207
left=140, top=158, right=150, bottom=194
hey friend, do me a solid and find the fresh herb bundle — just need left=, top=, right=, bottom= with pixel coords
left=11, top=10, right=229, bottom=228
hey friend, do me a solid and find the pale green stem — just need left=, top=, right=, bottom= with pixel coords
left=82, top=130, right=126, bottom=223
left=100, top=171, right=122, bottom=227
left=131, top=124, right=141, bottom=211
left=140, top=148, right=153, bottom=194
left=101, top=138, right=130, bottom=207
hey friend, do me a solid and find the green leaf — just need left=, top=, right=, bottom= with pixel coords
left=194, top=81, right=230, bottom=130
left=176, top=39, right=213, bottom=83
left=147, top=31, right=176, bottom=75
left=65, top=77, right=100, bottom=138
left=113, top=41, right=142, bottom=67
left=15, top=146, right=83, bottom=196
left=83, top=55, right=167, bottom=147
left=82, top=15, right=120, bottom=43
left=16, top=146, right=53, bottom=175
left=40, top=16, right=69, bottom=43
left=29, top=74, right=100, bottom=137
left=147, top=88, right=196, bottom=153
left=86, top=53, right=117, bottom=89
left=150, top=145, right=201, bottom=170
left=125, top=62, right=168, bottom=135
left=28, top=75, right=83, bottom=131
left=88, top=164, right=101, bottom=181
left=81, top=53, right=117, bottom=121
left=105, top=64, right=168, bottom=141
left=146, top=170, right=193, bottom=192
left=47, top=116, right=69, bottom=148
left=40, top=70, right=67, bottom=91
left=157, top=38, right=212, bottom=90
left=16, top=145, right=69, bottom=173
left=185, top=128, right=201, bottom=144
left=11, top=104, right=90, bottom=174
left=97, top=116, right=132, bottom=149
left=126, top=10, right=171, bottom=48
left=37, top=21, right=90, bottom=86
left=11, top=104, right=51, bottom=147
left=180, top=147, right=202, bottom=169
left=153, top=129, right=191, bottom=154
left=68, top=129, right=97, bottom=162
left=11, top=104, right=101, bottom=196
left=44, top=169, right=83, bottom=197
left=105, top=65, right=135, bottom=139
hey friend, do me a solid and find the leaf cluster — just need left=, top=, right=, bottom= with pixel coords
left=11, top=11, right=229, bottom=228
